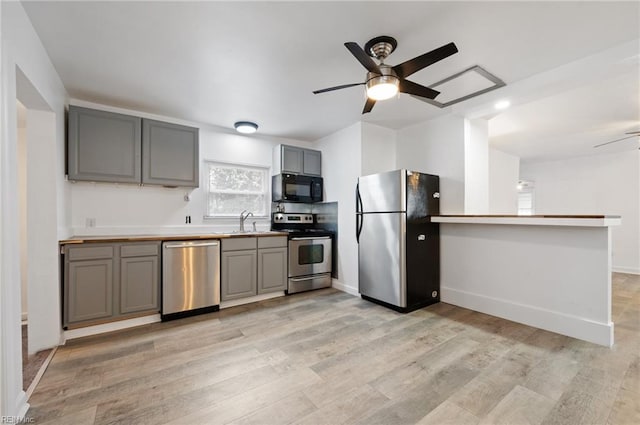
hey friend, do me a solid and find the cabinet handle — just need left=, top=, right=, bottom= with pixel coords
left=164, top=241, right=219, bottom=249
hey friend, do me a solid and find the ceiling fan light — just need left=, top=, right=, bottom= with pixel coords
left=234, top=121, right=258, bottom=134
left=366, top=75, right=399, bottom=100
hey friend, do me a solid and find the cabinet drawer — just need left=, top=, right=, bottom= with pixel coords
left=67, top=245, right=114, bottom=261
left=222, top=237, right=257, bottom=251
left=120, top=243, right=159, bottom=258
left=258, top=236, right=287, bottom=249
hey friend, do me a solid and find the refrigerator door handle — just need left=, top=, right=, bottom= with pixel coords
left=356, top=182, right=364, bottom=243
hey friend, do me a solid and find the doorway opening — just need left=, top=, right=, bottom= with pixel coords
left=16, top=67, right=59, bottom=394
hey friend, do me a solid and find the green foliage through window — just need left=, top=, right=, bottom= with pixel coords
left=205, top=161, right=269, bottom=217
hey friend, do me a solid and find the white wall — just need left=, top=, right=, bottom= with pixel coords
left=396, top=114, right=466, bottom=214
left=68, top=100, right=312, bottom=235
left=1, top=1, right=68, bottom=417
left=361, top=122, right=396, bottom=176
left=521, top=150, right=640, bottom=273
left=489, top=148, right=520, bottom=214
left=17, top=126, right=27, bottom=322
left=464, top=119, right=489, bottom=213
left=316, top=122, right=362, bottom=294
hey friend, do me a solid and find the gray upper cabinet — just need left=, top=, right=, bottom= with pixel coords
left=302, top=149, right=322, bottom=176
left=281, top=145, right=304, bottom=174
left=274, top=144, right=322, bottom=176
left=68, top=106, right=141, bottom=183
left=142, top=119, right=199, bottom=187
left=67, top=106, right=199, bottom=187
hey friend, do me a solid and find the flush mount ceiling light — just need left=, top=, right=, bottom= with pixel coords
left=234, top=121, right=258, bottom=134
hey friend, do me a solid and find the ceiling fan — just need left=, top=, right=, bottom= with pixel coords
left=593, top=131, right=640, bottom=148
left=313, top=36, right=458, bottom=114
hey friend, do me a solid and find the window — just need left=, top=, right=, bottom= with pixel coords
left=205, top=161, right=269, bottom=218
left=517, top=180, right=535, bottom=215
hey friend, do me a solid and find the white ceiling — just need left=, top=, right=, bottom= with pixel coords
left=22, top=1, right=640, bottom=161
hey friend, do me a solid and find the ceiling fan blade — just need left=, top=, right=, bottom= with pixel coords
left=398, top=79, right=440, bottom=99
left=362, top=98, right=376, bottom=114
left=313, top=83, right=364, bottom=94
left=626, top=131, right=640, bottom=135
left=393, top=42, right=458, bottom=78
left=593, top=135, right=637, bottom=148
left=344, top=42, right=381, bottom=74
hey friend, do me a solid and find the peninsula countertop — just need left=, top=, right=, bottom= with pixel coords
left=431, top=214, right=621, bottom=227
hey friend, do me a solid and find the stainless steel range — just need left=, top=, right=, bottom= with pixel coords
left=271, top=213, right=333, bottom=294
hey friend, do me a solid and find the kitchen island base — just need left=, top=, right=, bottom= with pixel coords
left=432, top=215, right=621, bottom=347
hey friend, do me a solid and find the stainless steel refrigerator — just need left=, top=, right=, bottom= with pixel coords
left=356, top=169, right=440, bottom=312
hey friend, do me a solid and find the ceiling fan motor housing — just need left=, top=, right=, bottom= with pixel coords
left=365, top=36, right=398, bottom=61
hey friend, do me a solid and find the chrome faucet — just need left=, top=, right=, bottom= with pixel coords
left=239, top=210, right=254, bottom=232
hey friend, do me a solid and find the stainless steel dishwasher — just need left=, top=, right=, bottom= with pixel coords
left=161, top=240, right=220, bottom=321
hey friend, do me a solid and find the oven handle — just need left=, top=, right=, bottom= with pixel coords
left=290, top=236, right=331, bottom=241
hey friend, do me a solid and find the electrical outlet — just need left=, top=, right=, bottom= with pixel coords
left=86, top=218, right=96, bottom=227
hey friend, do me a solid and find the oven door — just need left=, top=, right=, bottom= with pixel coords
left=289, top=236, right=332, bottom=277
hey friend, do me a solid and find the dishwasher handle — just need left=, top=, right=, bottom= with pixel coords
left=164, top=241, right=220, bottom=249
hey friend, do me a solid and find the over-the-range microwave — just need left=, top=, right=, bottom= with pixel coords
left=272, top=173, right=323, bottom=203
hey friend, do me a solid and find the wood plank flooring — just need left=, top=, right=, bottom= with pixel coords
left=27, top=273, right=639, bottom=424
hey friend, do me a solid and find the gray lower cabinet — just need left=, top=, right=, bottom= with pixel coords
left=120, top=255, right=159, bottom=314
left=221, top=236, right=287, bottom=301
left=221, top=250, right=258, bottom=301
left=142, top=119, right=199, bottom=187
left=67, top=258, right=114, bottom=323
left=257, top=247, right=287, bottom=294
left=63, top=241, right=160, bottom=327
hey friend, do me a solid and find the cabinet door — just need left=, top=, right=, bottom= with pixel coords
left=120, top=256, right=159, bottom=314
left=303, top=149, right=322, bottom=176
left=221, top=250, right=257, bottom=301
left=142, top=119, right=199, bottom=187
left=67, top=259, right=113, bottom=324
left=258, top=247, right=287, bottom=294
left=68, top=106, right=141, bottom=183
left=281, top=145, right=304, bottom=174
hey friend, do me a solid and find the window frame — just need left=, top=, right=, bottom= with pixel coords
left=203, top=160, right=271, bottom=219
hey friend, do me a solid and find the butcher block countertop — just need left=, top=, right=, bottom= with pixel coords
left=431, top=215, right=621, bottom=227
left=60, top=231, right=288, bottom=245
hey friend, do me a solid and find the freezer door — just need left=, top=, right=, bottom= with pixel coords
left=358, top=212, right=406, bottom=307
left=358, top=169, right=406, bottom=213
left=406, top=172, right=440, bottom=219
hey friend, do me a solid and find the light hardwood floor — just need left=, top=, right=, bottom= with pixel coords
left=28, top=273, right=639, bottom=425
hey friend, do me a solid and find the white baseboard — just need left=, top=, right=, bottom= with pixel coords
left=331, top=279, right=359, bottom=296
left=15, top=390, right=29, bottom=421
left=612, top=266, right=640, bottom=275
left=63, top=314, right=161, bottom=341
left=25, top=346, right=57, bottom=401
left=442, top=286, right=613, bottom=347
